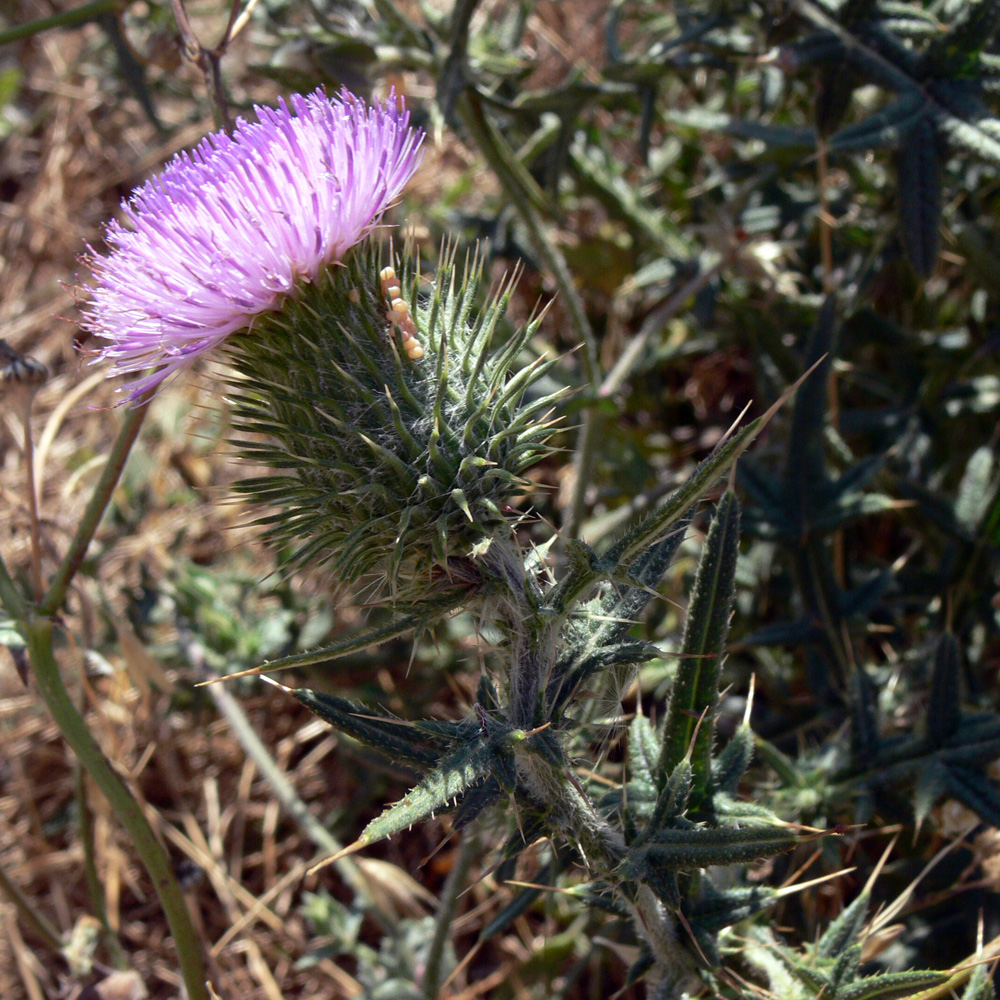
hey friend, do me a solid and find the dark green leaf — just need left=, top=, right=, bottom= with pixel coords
left=897, top=115, right=941, bottom=278
left=657, top=492, right=741, bottom=802
left=839, top=970, right=951, bottom=1000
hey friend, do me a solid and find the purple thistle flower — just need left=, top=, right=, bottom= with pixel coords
left=82, top=89, right=424, bottom=399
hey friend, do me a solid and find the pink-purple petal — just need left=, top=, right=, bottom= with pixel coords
left=82, top=89, right=424, bottom=401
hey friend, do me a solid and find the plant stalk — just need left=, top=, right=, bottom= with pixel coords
left=0, top=0, right=125, bottom=45
left=40, top=399, right=149, bottom=617
left=422, top=830, right=476, bottom=999
left=25, top=615, right=210, bottom=1000
left=75, top=761, right=128, bottom=968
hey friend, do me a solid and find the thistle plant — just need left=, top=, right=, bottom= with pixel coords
left=63, top=81, right=862, bottom=995
left=5, top=61, right=996, bottom=998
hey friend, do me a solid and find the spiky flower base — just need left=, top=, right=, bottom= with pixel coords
left=224, top=241, right=562, bottom=605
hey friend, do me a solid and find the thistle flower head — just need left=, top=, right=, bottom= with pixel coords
left=82, top=89, right=423, bottom=398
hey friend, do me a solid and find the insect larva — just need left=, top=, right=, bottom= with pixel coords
left=379, top=266, right=424, bottom=360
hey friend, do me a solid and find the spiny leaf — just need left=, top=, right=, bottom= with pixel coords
left=945, top=764, right=1000, bottom=826
left=711, top=794, right=784, bottom=824
left=930, top=83, right=1000, bottom=165
left=784, top=297, right=838, bottom=509
left=453, top=776, right=504, bottom=829
left=817, top=891, right=870, bottom=960
left=960, top=962, right=996, bottom=1000
left=832, top=943, right=863, bottom=992
left=817, top=64, right=859, bottom=137
left=913, top=761, right=948, bottom=828
left=352, top=740, right=497, bottom=852
left=641, top=864, right=681, bottom=910
left=198, top=591, right=468, bottom=684
left=606, top=420, right=759, bottom=573
left=851, top=668, right=880, bottom=761
left=838, top=970, right=951, bottom=1000
left=636, top=821, right=809, bottom=869
left=625, top=947, right=656, bottom=988
left=293, top=689, right=453, bottom=768
left=925, top=0, right=1000, bottom=76
left=783, top=959, right=833, bottom=994
left=940, top=714, right=1000, bottom=765
left=657, top=491, right=741, bottom=803
left=627, top=714, right=660, bottom=804
left=479, top=877, right=547, bottom=942
left=828, top=93, right=926, bottom=153
left=666, top=107, right=816, bottom=148
left=687, top=884, right=777, bottom=932
left=955, top=445, right=999, bottom=536
left=897, top=115, right=941, bottom=278
left=649, top=758, right=693, bottom=832
left=712, top=725, right=755, bottom=795
left=927, top=633, right=963, bottom=744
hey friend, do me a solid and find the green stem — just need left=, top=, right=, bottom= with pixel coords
left=753, top=736, right=803, bottom=789
left=40, top=400, right=149, bottom=617
left=0, top=0, right=125, bottom=45
left=25, top=616, right=210, bottom=1000
left=75, top=761, right=128, bottom=968
left=0, top=548, right=26, bottom=618
left=0, top=858, right=65, bottom=953
left=422, top=830, right=476, bottom=999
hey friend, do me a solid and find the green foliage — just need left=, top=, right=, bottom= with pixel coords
left=766, top=892, right=951, bottom=1000
left=223, top=0, right=1000, bottom=993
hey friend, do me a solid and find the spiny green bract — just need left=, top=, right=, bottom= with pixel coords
left=223, top=240, right=563, bottom=603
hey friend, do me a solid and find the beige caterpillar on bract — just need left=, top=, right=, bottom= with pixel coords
left=379, top=266, right=424, bottom=360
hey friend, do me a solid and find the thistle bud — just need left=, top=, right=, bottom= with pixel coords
left=225, top=242, right=563, bottom=604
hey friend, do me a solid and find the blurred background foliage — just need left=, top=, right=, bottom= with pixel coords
left=2, top=0, right=1000, bottom=997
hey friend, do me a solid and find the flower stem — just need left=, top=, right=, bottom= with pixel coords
left=422, top=829, right=476, bottom=999
left=0, top=0, right=125, bottom=45
left=0, top=549, right=26, bottom=618
left=40, top=399, right=149, bottom=617
left=25, top=615, right=210, bottom=1000
left=75, top=761, right=128, bottom=968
